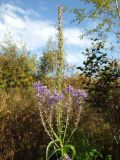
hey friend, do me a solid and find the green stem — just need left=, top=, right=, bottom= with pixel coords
left=63, top=113, right=69, bottom=144
left=56, top=6, right=64, bottom=91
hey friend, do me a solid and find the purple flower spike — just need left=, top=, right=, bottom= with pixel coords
left=44, top=88, right=50, bottom=95
left=58, top=92, right=64, bottom=100
left=49, top=90, right=64, bottom=105
left=33, top=82, right=39, bottom=89
left=34, top=82, right=50, bottom=95
left=34, top=82, right=87, bottom=107
left=65, top=85, right=87, bottom=99
left=65, top=85, right=75, bottom=94
left=75, top=89, right=88, bottom=99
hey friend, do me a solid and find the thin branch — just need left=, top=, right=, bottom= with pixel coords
left=115, top=0, right=120, bottom=19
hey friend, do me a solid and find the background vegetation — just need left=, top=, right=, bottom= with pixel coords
left=0, top=0, right=120, bottom=159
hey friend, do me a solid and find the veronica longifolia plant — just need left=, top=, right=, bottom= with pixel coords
left=34, top=82, right=87, bottom=160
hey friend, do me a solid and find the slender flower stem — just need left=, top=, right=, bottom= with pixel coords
left=63, top=113, right=69, bottom=144
left=38, top=102, right=59, bottom=143
left=57, top=6, right=64, bottom=91
left=63, top=94, right=71, bottom=143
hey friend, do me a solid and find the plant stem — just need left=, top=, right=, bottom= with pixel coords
left=56, top=6, right=64, bottom=91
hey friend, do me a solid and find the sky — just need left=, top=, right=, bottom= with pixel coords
left=0, top=0, right=119, bottom=67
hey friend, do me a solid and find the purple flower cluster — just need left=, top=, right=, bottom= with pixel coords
left=34, top=82, right=87, bottom=105
left=49, top=89, right=64, bottom=105
left=34, top=82, right=63, bottom=105
left=74, top=89, right=88, bottom=99
left=65, top=85, right=74, bottom=94
left=65, top=85, right=88, bottom=99
left=34, top=82, right=50, bottom=95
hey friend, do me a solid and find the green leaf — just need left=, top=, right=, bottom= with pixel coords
left=46, top=139, right=60, bottom=160
left=64, top=144, right=76, bottom=160
left=76, top=67, right=83, bottom=71
left=46, top=140, right=56, bottom=160
left=47, top=148, right=60, bottom=160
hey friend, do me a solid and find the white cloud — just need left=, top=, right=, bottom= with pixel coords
left=0, top=3, right=57, bottom=50
left=1, top=2, right=38, bottom=17
left=64, top=28, right=91, bottom=47
left=66, top=51, right=86, bottom=65
left=0, top=2, right=91, bottom=64
left=3, top=14, right=25, bottom=29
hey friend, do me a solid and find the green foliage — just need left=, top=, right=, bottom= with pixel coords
left=72, top=132, right=102, bottom=160
left=72, top=0, right=120, bottom=52
left=106, top=155, right=112, bottom=160
left=0, top=39, right=36, bottom=91
left=86, top=0, right=113, bottom=9
left=77, top=39, right=120, bottom=159
left=46, top=140, right=76, bottom=160
left=77, top=39, right=108, bottom=78
left=37, top=50, right=58, bottom=79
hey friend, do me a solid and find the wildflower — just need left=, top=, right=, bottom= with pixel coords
left=33, top=82, right=41, bottom=89
left=34, top=82, right=64, bottom=106
left=34, top=82, right=50, bottom=95
left=65, top=85, right=87, bottom=99
left=34, top=82, right=87, bottom=160
left=49, top=90, right=64, bottom=105
left=65, top=85, right=75, bottom=94
left=74, top=89, right=88, bottom=99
